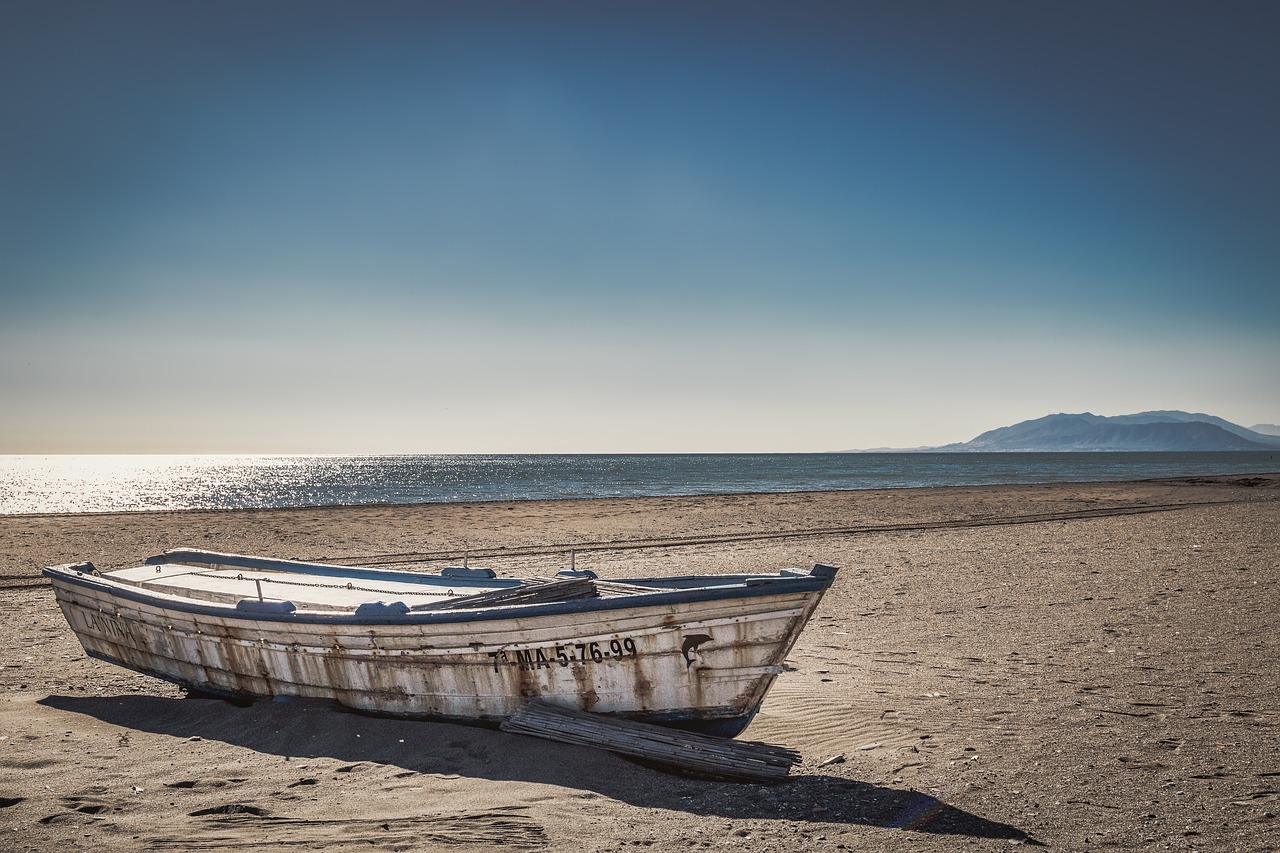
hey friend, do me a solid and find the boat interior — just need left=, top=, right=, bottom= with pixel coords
left=86, top=550, right=677, bottom=613
left=56, top=549, right=828, bottom=615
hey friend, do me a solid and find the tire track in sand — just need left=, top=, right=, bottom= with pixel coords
left=314, top=500, right=1222, bottom=567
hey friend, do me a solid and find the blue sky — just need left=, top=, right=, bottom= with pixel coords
left=2, top=1, right=1277, bottom=452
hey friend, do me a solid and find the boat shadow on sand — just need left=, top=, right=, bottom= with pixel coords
left=41, top=694, right=1039, bottom=844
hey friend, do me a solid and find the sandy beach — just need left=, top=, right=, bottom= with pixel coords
left=1, top=474, right=1276, bottom=851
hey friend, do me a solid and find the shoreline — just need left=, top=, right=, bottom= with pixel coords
left=2, top=476, right=1276, bottom=850
left=5, top=452, right=1278, bottom=517
left=4, top=469, right=1277, bottom=521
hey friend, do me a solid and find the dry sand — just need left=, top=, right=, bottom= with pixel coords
left=1, top=475, right=1277, bottom=851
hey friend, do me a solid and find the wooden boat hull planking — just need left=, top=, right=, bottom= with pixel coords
left=48, top=570, right=830, bottom=733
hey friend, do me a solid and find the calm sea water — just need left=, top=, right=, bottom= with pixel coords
left=1, top=452, right=1276, bottom=515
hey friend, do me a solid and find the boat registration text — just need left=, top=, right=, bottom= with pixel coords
left=490, top=637, right=639, bottom=672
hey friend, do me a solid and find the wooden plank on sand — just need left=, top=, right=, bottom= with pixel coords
left=500, top=700, right=800, bottom=783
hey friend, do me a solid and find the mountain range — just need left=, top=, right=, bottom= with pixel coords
left=936, top=411, right=1280, bottom=452
left=853, top=411, right=1280, bottom=452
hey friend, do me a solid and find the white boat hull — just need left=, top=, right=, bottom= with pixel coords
left=46, top=554, right=836, bottom=736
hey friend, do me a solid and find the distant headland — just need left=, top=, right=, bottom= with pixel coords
left=847, top=411, right=1280, bottom=452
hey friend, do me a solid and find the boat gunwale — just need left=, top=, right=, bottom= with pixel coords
left=43, top=562, right=837, bottom=627
left=139, top=548, right=526, bottom=590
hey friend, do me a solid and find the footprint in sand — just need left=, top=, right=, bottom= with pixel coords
left=161, top=807, right=547, bottom=850
left=38, top=793, right=124, bottom=825
left=188, top=803, right=272, bottom=816
left=165, top=778, right=249, bottom=789
left=38, top=813, right=78, bottom=825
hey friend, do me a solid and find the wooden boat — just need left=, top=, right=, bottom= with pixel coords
left=44, top=549, right=837, bottom=737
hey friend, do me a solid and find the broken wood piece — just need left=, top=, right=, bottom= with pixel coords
left=500, top=700, right=800, bottom=783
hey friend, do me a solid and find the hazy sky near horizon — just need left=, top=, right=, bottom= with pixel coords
left=3, top=1, right=1277, bottom=453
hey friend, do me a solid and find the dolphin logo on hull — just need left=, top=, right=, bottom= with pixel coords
left=681, top=633, right=713, bottom=668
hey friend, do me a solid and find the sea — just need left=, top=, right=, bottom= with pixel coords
left=1, top=452, right=1276, bottom=515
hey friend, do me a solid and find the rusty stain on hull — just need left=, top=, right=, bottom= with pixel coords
left=44, top=552, right=836, bottom=734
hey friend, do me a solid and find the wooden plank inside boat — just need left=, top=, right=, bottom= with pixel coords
left=500, top=700, right=800, bottom=783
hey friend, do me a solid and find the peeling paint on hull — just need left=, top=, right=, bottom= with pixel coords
left=44, top=554, right=836, bottom=736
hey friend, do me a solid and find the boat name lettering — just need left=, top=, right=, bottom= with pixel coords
left=81, top=610, right=135, bottom=641
left=489, top=638, right=638, bottom=672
